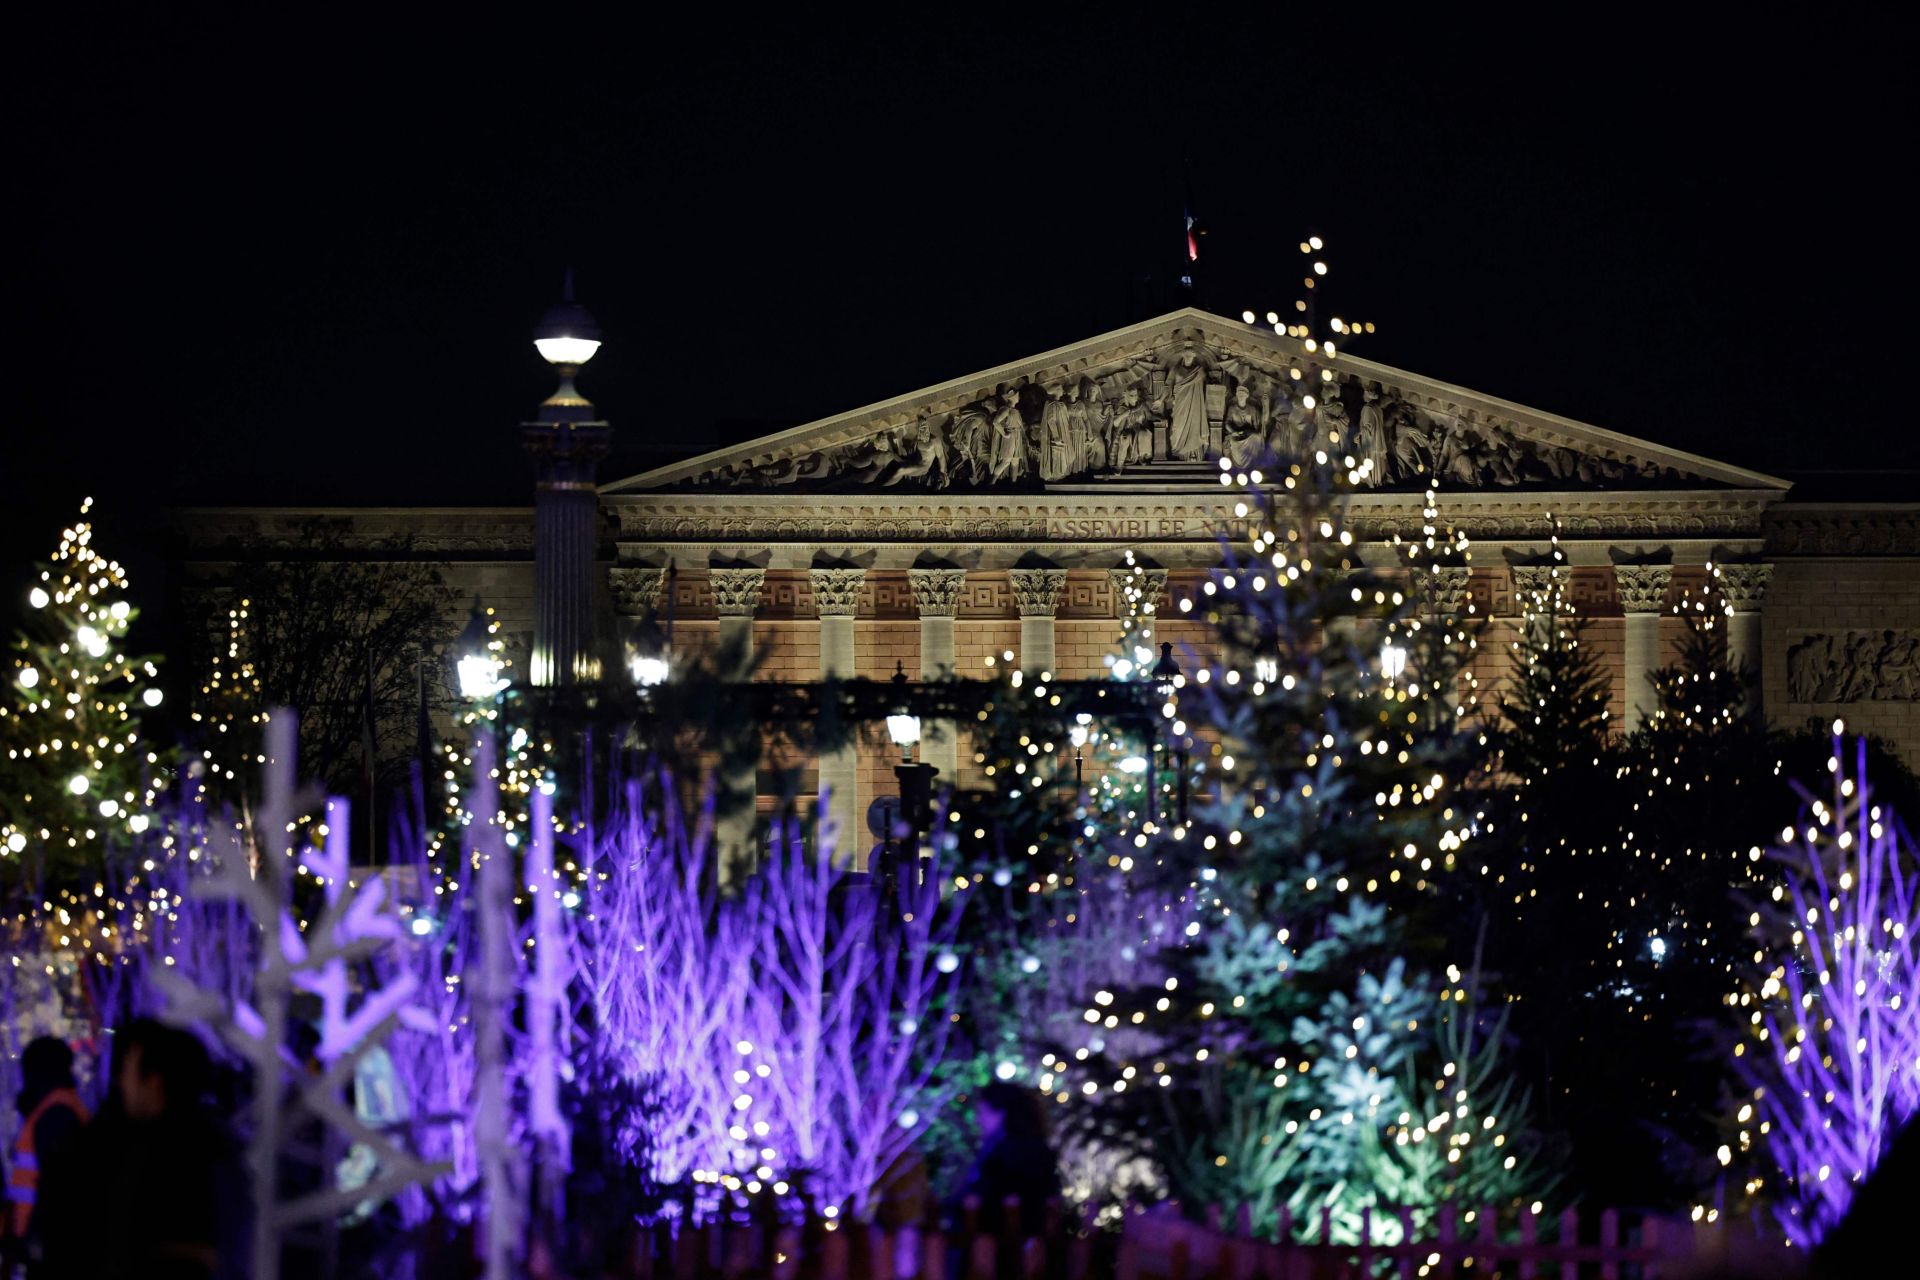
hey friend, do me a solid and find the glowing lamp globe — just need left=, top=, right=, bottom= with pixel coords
left=885, top=661, right=921, bottom=752
left=534, top=333, right=602, bottom=367
left=533, top=288, right=603, bottom=368
left=458, top=654, right=504, bottom=700
left=630, top=654, right=671, bottom=688
left=1380, top=640, right=1409, bottom=683
left=454, top=598, right=505, bottom=700
left=886, top=712, right=922, bottom=750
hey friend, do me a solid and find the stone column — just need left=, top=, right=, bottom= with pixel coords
left=708, top=567, right=765, bottom=870
left=1719, top=563, right=1774, bottom=714
left=810, top=567, right=867, bottom=863
left=523, top=423, right=612, bottom=686
left=1010, top=568, right=1068, bottom=675
left=1429, top=565, right=1473, bottom=712
left=909, top=568, right=967, bottom=790
left=1614, top=564, right=1674, bottom=730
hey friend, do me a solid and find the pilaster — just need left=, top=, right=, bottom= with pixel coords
left=1614, top=562, right=1674, bottom=730
left=811, top=567, right=867, bottom=863
left=909, top=568, right=967, bottom=790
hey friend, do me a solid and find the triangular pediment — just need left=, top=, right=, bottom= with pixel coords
left=601, top=309, right=1786, bottom=497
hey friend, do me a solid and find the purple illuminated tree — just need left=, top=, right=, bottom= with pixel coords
left=572, top=774, right=745, bottom=1189
left=1735, top=733, right=1920, bottom=1247
left=734, top=817, right=966, bottom=1220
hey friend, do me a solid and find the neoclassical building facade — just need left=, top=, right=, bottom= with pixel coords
left=176, top=310, right=1920, bottom=851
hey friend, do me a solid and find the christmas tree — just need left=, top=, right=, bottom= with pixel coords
left=0, top=502, right=166, bottom=889
left=1041, top=429, right=1548, bottom=1238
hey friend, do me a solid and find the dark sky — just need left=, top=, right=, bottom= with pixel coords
left=3, top=9, right=1910, bottom=615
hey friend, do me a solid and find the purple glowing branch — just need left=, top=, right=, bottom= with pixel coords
left=1743, top=736, right=1920, bottom=1246
left=466, top=732, right=522, bottom=1280
left=524, top=783, right=572, bottom=1222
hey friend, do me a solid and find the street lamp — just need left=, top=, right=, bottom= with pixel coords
left=532, top=278, right=604, bottom=393
left=455, top=597, right=506, bottom=701
left=885, top=661, right=922, bottom=759
left=629, top=654, right=670, bottom=688
left=628, top=608, right=672, bottom=689
left=1380, top=638, right=1409, bottom=683
left=1151, top=642, right=1182, bottom=702
left=883, top=662, right=936, bottom=891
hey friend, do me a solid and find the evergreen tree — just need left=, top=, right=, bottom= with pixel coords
left=1041, top=445, right=1551, bottom=1239
left=0, top=503, right=167, bottom=891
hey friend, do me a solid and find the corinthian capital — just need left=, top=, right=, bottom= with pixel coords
left=1009, top=568, right=1069, bottom=618
left=709, top=567, right=766, bottom=618
left=809, top=567, right=867, bottom=618
left=908, top=567, right=968, bottom=617
left=1613, top=564, right=1673, bottom=615
left=1510, top=565, right=1558, bottom=600
left=1429, top=565, right=1472, bottom=617
left=1718, top=563, right=1773, bottom=613
left=608, top=567, right=667, bottom=618
left=1107, top=566, right=1169, bottom=619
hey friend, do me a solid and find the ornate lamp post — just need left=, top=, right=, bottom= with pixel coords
left=885, top=662, right=939, bottom=891
left=455, top=597, right=507, bottom=702
left=1379, top=638, right=1409, bottom=683
left=525, top=275, right=611, bottom=688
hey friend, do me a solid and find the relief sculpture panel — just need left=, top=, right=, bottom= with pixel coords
left=1787, top=630, right=1920, bottom=702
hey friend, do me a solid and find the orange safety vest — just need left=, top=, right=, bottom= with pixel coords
left=8, top=1086, right=87, bottom=1237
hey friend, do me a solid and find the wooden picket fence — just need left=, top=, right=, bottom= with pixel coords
left=619, top=1197, right=1785, bottom=1278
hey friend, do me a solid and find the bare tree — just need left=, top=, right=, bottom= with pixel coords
left=183, top=520, right=456, bottom=803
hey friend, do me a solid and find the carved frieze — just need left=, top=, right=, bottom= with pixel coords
left=1008, top=568, right=1069, bottom=617
left=1613, top=565, right=1675, bottom=614
left=908, top=568, right=968, bottom=617
left=1788, top=631, right=1920, bottom=703
left=1768, top=511, right=1920, bottom=558
left=708, top=568, right=766, bottom=618
left=808, top=567, right=867, bottom=618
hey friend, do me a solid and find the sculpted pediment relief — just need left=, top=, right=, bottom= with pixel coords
left=604, top=310, right=1784, bottom=497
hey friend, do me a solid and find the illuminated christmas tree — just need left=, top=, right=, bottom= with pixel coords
left=0, top=501, right=166, bottom=888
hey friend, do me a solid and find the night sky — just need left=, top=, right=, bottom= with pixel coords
left=4, top=10, right=1910, bottom=624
